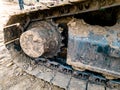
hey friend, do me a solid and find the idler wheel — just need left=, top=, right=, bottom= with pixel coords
left=20, top=22, right=61, bottom=58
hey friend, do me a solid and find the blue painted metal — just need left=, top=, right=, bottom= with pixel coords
left=67, top=19, right=120, bottom=78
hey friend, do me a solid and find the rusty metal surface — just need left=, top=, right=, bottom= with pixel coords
left=67, top=19, right=120, bottom=78
left=4, top=23, right=23, bottom=44
left=5, top=0, right=120, bottom=26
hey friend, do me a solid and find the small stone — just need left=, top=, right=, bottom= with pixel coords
left=6, top=62, right=13, bottom=67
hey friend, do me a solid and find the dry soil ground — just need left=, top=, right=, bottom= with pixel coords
left=0, top=0, right=63, bottom=90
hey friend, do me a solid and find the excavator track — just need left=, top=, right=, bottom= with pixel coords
left=4, top=0, right=120, bottom=90
left=5, top=41, right=120, bottom=90
left=6, top=0, right=120, bottom=25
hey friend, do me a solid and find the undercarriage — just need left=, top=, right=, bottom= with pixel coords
left=4, top=0, right=120, bottom=89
